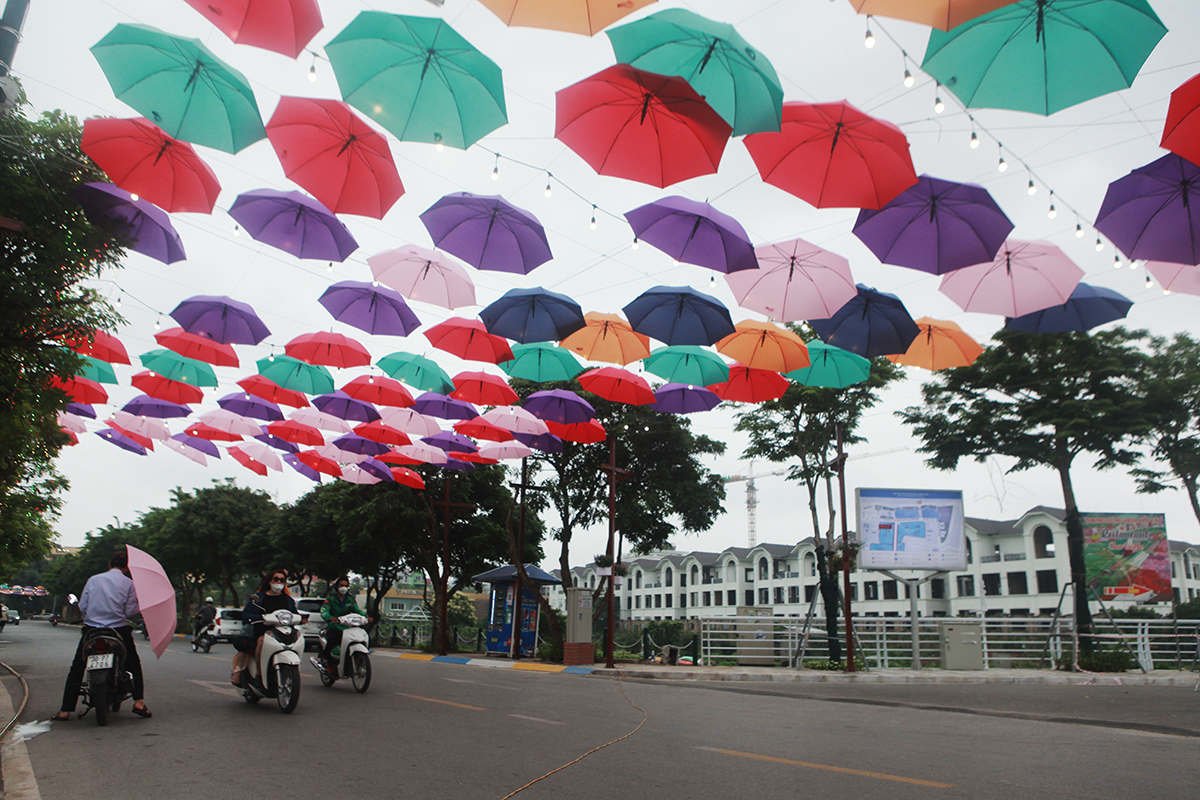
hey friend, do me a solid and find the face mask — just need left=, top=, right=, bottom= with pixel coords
left=337, top=587, right=349, bottom=596
left=270, top=582, right=284, bottom=593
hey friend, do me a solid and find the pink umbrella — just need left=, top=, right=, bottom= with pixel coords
left=198, top=408, right=264, bottom=437
left=315, top=442, right=370, bottom=464
left=478, top=440, right=534, bottom=460
left=397, top=443, right=449, bottom=465
left=481, top=406, right=549, bottom=436
left=58, top=412, right=89, bottom=434
left=288, top=408, right=353, bottom=434
left=367, top=245, right=476, bottom=310
left=339, top=463, right=384, bottom=484
left=110, top=410, right=172, bottom=441
left=126, top=545, right=177, bottom=659
left=164, top=436, right=210, bottom=465
left=1146, top=261, right=1200, bottom=296
left=379, top=407, right=442, bottom=438
left=725, top=238, right=857, bottom=322
left=939, top=240, right=1084, bottom=317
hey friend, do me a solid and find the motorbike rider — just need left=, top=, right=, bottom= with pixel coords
left=315, top=577, right=370, bottom=673
left=192, top=597, right=216, bottom=643
left=51, top=549, right=151, bottom=721
left=231, top=569, right=297, bottom=686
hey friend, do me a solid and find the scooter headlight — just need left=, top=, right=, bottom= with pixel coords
left=277, top=611, right=293, bottom=626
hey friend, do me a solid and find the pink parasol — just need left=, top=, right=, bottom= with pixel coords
left=939, top=240, right=1084, bottom=317
left=126, top=545, right=177, bottom=659
left=725, top=238, right=857, bottom=322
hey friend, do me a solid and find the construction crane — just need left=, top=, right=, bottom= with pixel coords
left=722, top=466, right=787, bottom=547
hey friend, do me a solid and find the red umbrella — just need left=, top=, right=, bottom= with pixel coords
left=131, top=371, right=205, bottom=404
left=744, top=100, right=917, bottom=210
left=265, top=419, right=325, bottom=446
left=184, top=422, right=243, bottom=442
left=390, top=466, right=425, bottom=489
left=67, top=329, right=130, bottom=365
left=285, top=332, right=372, bottom=368
left=296, top=448, right=343, bottom=477
left=546, top=418, right=607, bottom=444
left=454, top=417, right=515, bottom=442
left=707, top=365, right=789, bottom=403
left=155, top=327, right=239, bottom=367
left=424, top=318, right=514, bottom=364
left=1162, top=72, right=1200, bottom=168
left=105, top=421, right=155, bottom=451
left=378, top=450, right=423, bottom=466
left=556, top=64, right=733, bottom=188
left=63, top=430, right=79, bottom=446
left=81, top=118, right=221, bottom=213
left=48, top=375, right=108, bottom=405
left=577, top=367, right=655, bottom=405
left=451, top=371, right=518, bottom=406
left=340, top=375, right=415, bottom=408
left=229, top=445, right=269, bottom=476
left=237, top=374, right=310, bottom=408
left=266, top=96, right=404, bottom=219
left=450, top=451, right=498, bottom=465
left=352, top=420, right=412, bottom=447
left=181, top=0, right=323, bottom=58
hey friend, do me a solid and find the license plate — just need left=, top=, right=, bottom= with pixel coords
left=86, top=654, right=114, bottom=670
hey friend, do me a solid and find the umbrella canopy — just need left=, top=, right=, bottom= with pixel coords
left=266, top=96, right=403, bottom=219
left=513, top=430, right=565, bottom=454
left=555, top=64, right=732, bottom=188
left=785, top=340, right=871, bottom=388
left=76, top=356, right=118, bottom=385
left=172, top=432, right=220, bottom=458
left=477, top=0, right=655, bottom=36
left=253, top=429, right=299, bottom=454
left=256, top=355, right=335, bottom=395
left=217, top=391, right=283, bottom=421
left=847, top=0, right=1016, bottom=30
left=325, top=12, right=507, bottom=150
left=171, top=295, right=270, bottom=345
left=1095, top=154, right=1200, bottom=265
left=423, top=431, right=478, bottom=454
left=1146, top=261, right=1200, bottom=296
left=285, top=332, right=372, bottom=369
left=715, top=321, right=810, bottom=373
left=1162, top=71, right=1200, bottom=168
left=578, top=367, right=655, bottom=405
left=67, top=329, right=131, bottom=365
left=353, top=420, right=412, bottom=447
left=229, top=189, right=358, bottom=262
left=451, top=371, right=518, bottom=406
left=331, top=433, right=390, bottom=457
left=368, top=245, right=476, bottom=309
left=81, top=117, right=221, bottom=213
left=625, top=196, right=757, bottom=274
left=237, top=374, right=310, bottom=408
left=922, top=0, right=1167, bottom=116
left=481, top=287, right=587, bottom=344
left=606, top=8, right=782, bottom=136
left=499, top=343, right=583, bottom=383
left=396, top=443, right=449, bottom=465
left=480, top=406, right=549, bottom=436
left=707, top=365, right=789, bottom=403
left=853, top=175, right=1014, bottom=274
left=318, top=281, right=421, bottom=337
left=623, top=286, right=736, bottom=347
left=90, top=23, right=265, bottom=153
left=390, top=466, right=426, bottom=489
left=184, top=422, right=243, bottom=442
left=284, top=453, right=322, bottom=482
left=546, top=419, right=608, bottom=443
left=1004, top=283, right=1134, bottom=334
left=126, top=545, right=177, bottom=659
left=420, top=193, right=553, bottom=274
left=104, top=422, right=155, bottom=452
left=376, top=352, right=455, bottom=393
left=296, top=449, right=343, bottom=477
left=451, top=451, right=496, bottom=465
left=478, top=440, right=534, bottom=461
left=412, top=392, right=478, bottom=422
left=341, top=375, right=415, bottom=408
left=229, top=445, right=270, bottom=476
left=455, top=417, right=515, bottom=442
left=643, top=345, right=729, bottom=386
left=725, top=238, right=858, bottom=323
left=939, top=240, right=1084, bottom=316
left=182, top=0, right=322, bottom=58
left=199, top=408, right=264, bottom=436
left=557, top=312, right=648, bottom=366
left=155, top=327, right=238, bottom=367
left=808, top=284, right=921, bottom=358
left=131, top=371, right=204, bottom=405
left=238, top=440, right=285, bottom=470
left=291, top=408, right=352, bottom=433
left=380, top=407, right=443, bottom=438
left=312, top=390, right=382, bottom=423
left=122, top=394, right=192, bottom=419
left=96, top=428, right=148, bottom=455
left=265, top=418, right=325, bottom=446
left=70, top=183, right=185, bottom=264
left=110, top=411, right=171, bottom=441
left=164, top=435, right=209, bottom=465
left=424, top=318, right=514, bottom=364
left=744, top=100, right=917, bottom=210
left=49, top=376, right=108, bottom=405
left=523, top=389, right=595, bottom=425
left=651, top=383, right=722, bottom=414
left=65, top=403, right=97, bottom=419
left=888, top=317, right=984, bottom=370
left=138, top=349, right=219, bottom=387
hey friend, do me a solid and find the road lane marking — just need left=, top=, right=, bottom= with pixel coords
left=509, top=714, right=563, bottom=725
left=397, top=693, right=484, bottom=710
left=696, top=747, right=953, bottom=788
left=188, top=679, right=240, bottom=699
left=444, top=678, right=519, bottom=690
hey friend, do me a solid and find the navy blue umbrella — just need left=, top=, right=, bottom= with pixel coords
left=1004, top=283, right=1133, bottom=334
left=807, top=284, right=920, bottom=357
left=480, top=287, right=586, bottom=344
left=622, top=285, right=735, bottom=346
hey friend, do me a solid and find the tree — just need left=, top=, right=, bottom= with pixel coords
left=898, top=328, right=1151, bottom=651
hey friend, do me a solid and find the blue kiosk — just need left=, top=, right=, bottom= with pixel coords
left=473, top=564, right=559, bottom=658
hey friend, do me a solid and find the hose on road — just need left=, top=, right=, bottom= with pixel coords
left=0, top=659, right=30, bottom=739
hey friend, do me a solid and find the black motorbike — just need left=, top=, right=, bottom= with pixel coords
left=49, top=613, right=59, bottom=627
left=191, top=622, right=216, bottom=653
left=76, top=627, right=134, bottom=727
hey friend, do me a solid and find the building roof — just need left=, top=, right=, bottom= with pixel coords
left=967, top=506, right=1067, bottom=536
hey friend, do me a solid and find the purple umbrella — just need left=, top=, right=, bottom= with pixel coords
left=65, top=403, right=96, bottom=419
left=218, top=391, right=283, bottom=421
left=624, top=196, right=758, bottom=273
left=318, top=280, right=421, bottom=337
left=95, top=428, right=147, bottom=455
left=513, top=430, right=564, bottom=453
left=331, top=433, right=391, bottom=457
left=412, top=392, right=478, bottom=421
left=1004, top=283, right=1133, bottom=334
left=312, top=390, right=381, bottom=423
left=229, top=189, right=359, bottom=262
left=254, top=428, right=300, bottom=454
left=358, top=457, right=396, bottom=483
left=171, top=432, right=220, bottom=458
left=1095, top=154, right=1200, bottom=265
left=284, top=452, right=321, bottom=482
left=480, top=287, right=587, bottom=344
left=852, top=175, right=1014, bottom=274
left=71, top=183, right=186, bottom=264
left=170, top=296, right=271, bottom=345
left=419, top=192, right=553, bottom=274
left=807, top=284, right=920, bottom=358
left=422, top=431, right=478, bottom=454
left=651, top=383, right=721, bottom=414
left=523, top=389, right=594, bottom=425
left=442, top=458, right=478, bottom=471
left=122, top=395, right=192, bottom=419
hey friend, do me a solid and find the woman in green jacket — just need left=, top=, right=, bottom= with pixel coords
left=316, top=577, right=369, bottom=672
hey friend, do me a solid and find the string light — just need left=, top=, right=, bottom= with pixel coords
left=997, top=155, right=1007, bottom=173
left=434, top=133, right=444, bottom=152
left=631, top=237, right=639, bottom=250
left=371, top=280, right=380, bottom=287
left=1146, top=275, right=1154, bottom=288
left=308, top=64, right=317, bottom=83
left=1113, top=255, right=1122, bottom=269
left=970, top=131, right=979, bottom=149
left=544, top=174, right=553, bottom=197
left=233, top=224, right=240, bottom=237
left=491, top=154, right=500, bottom=181
left=933, top=83, right=944, bottom=114
left=709, top=274, right=716, bottom=287
left=1075, top=223, right=1084, bottom=238
left=903, top=68, right=914, bottom=88
left=129, top=193, right=139, bottom=201
left=590, top=205, right=597, bottom=230
left=1129, top=259, right=1139, bottom=270
left=1047, top=193, right=1057, bottom=219
left=1095, top=237, right=1104, bottom=253
left=1027, top=179, right=1037, bottom=196
left=1164, top=288, right=1172, bottom=295
left=327, top=262, right=334, bottom=272
left=864, top=18, right=875, bottom=48
left=153, top=314, right=161, bottom=331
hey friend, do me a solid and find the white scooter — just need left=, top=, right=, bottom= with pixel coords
left=239, top=609, right=304, bottom=713
left=311, top=613, right=371, bottom=693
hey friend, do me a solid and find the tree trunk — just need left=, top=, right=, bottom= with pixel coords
left=1056, top=463, right=1094, bottom=654
left=1181, top=473, right=1200, bottom=530
left=815, top=546, right=842, bottom=663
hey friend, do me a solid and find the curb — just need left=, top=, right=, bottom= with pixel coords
left=378, top=651, right=596, bottom=675
left=587, top=667, right=1200, bottom=686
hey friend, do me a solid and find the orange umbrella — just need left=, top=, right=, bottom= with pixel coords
left=577, top=367, right=655, bottom=405
left=846, top=0, right=1016, bottom=31
left=888, top=317, right=982, bottom=370
left=715, top=321, right=810, bottom=373
left=560, top=312, right=651, bottom=365
left=707, top=364, right=789, bottom=403
left=477, top=0, right=656, bottom=36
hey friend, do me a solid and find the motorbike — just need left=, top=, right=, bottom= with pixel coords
left=77, top=627, right=134, bottom=727
left=311, top=613, right=372, bottom=693
left=191, top=622, right=216, bottom=653
left=238, top=609, right=303, bottom=713
left=49, top=614, right=59, bottom=627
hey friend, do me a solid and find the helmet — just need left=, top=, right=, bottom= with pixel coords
left=205, top=597, right=214, bottom=603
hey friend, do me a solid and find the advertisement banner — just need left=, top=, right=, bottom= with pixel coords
left=856, top=488, right=967, bottom=571
left=1082, top=513, right=1171, bottom=602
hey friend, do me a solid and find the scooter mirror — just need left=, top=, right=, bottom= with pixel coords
left=68, top=594, right=77, bottom=605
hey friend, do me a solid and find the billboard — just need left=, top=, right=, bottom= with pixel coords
left=855, top=488, right=967, bottom=571
left=1082, top=513, right=1171, bottom=602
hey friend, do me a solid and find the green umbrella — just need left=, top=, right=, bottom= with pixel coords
left=139, top=349, right=219, bottom=387
left=606, top=9, right=783, bottom=136
left=90, top=23, right=266, bottom=153
left=256, top=355, right=334, bottom=395
left=76, top=355, right=119, bottom=385
left=783, top=341, right=870, bottom=389
left=643, top=345, right=729, bottom=386
left=325, top=12, right=507, bottom=150
left=499, top=343, right=583, bottom=383
left=921, top=0, right=1167, bottom=116
left=376, top=352, right=454, bottom=393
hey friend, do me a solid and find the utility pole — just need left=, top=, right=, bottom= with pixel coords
left=599, top=438, right=632, bottom=669
left=431, top=477, right=473, bottom=656
left=508, top=457, right=548, bottom=659
left=0, top=0, right=29, bottom=77
left=834, top=423, right=856, bottom=673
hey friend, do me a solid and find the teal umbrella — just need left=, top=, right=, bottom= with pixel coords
left=256, top=355, right=334, bottom=395
left=139, top=349, right=219, bottom=387
left=783, top=341, right=870, bottom=389
left=499, top=343, right=583, bottom=383
left=643, top=345, right=729, bottom=386
left=376, top=352, right=454, bottom=393
left=90, top=24, right=266, bottom=153
left=76, top=356, right=119, bottom=385
left=606, top=9, right=783, bottom=136
left=324, top=12, right=507, bottom=150
left=921, top=0, right=1167, bottom=116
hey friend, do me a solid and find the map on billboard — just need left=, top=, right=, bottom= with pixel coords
left=1083, top=513, right=1171, bottom=602
left=856, top=488, right=967, bottom=571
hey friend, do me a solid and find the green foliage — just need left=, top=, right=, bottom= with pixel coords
left=1174, top=597, right=1200, bottom=619
left=640, top=618, right=689, bottom=647
left=537, top=606, right=567, bottom=662
left=802, top=657, right=867, bottom=671
left=1056, top=647, right=1132, bottom=672
left=1104, top=605, right=1163, bottom=619
left=447, top=593, right=477, bottom=628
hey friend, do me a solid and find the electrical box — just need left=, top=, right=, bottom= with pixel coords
left=564, top=587, right=592, bottom=644
left=939, top=621, right=984, bottom=670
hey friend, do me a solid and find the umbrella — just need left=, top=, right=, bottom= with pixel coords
left=325, top=12, right=507, bottom=150
left=312, top=390, right=381, bottom=423
left=331, top=433, right=390, bottom=457
left=847, top=0, right=1016, bottom=30
left=229, top=189, right=358, bottom=262
left=523, top=389, right=595, bottom=425
left=625, top=196, right=757, bottom=274
left=109, top=411, right=171, bottom=441
left=1095, top=154, right=1200, bottom=265
left=296, top=449, right=344, bottom=477
left=217, top=391, right=283, bottom=421
left=451, top=451, right=496, bottom=465
left=808, top=284, right=921, bottom=358
left=420, top=193, right=553, bottom=274
left=651, top=383, right=722, bottom=414
left=181, top=0, right=322, bottom=58
left=164, top=435, right=209, bottom=465
left=623, top=286, right=736, bottom=347
left=939, top=240, right=1084, bottom=317
left=238, top=440, right=285, bottom=471
left=451, top=371, right=518, bottom=406
left=184, top=422, right=243, bottom=442
left=237, top=374, right=310, bottom=408
left=413, top=392, right=478, bottom=422
left=285, top=332, right=371, bottom=369
left=559, top=313, right=650, bottom=366
left=49, top=376, right=108, bottom=405
left=455, top=417, right=514, bottom=443
left=643, top=345, right=729, bottom=386
left=367, top=245, right=476, bottom=310
left=154, top=327, right=238, bottom=367
left=81, top=117, right=221, bottom=213
left=480, top=287, right=587, bottom=344
left=424, top=318, right=514, bottom=364
left=478, top=440, right=534, bottom=461
left=396, top=443, right=449, bottom=465
left=376, top=352, right=455, bottom=394
left=707, top=365, right=789, bottom=403
left=138, top=349, right=219, bottom=387
left=90, top=23, right=265, bottom=153
left=725, top=238, right=857, bottom=323
left=352, top=420, right=411, bottom=447
left=199, top=408, right=264, bottom=437
left=1162, top=72, right=1200, bottom=168
left=441, top=458, right=478, bottom=472
left=130, top=372, right=203, bottom=405
left=852, top=175, right=1014, bottom=275
left=265, top=419, right=325, bottom=446
left=546, top=419, right=608, bottom=443
left=95, top=428, right=148, bottom=455
left=256, top=355, right=335, bottom=395
left=284, top=453, right=322, bottom=482
left=744, top=100, right=917, bottom=210
left=390, top=466, right=426, bottom=489
left=357, top=457, right=396, bottom=483
left=423, top=431, right=478, bottom=454
left=70, top=183, right=185, bottom=264
left=253, top=428, right=300, bottom=454
left=555, top=64, right=732, bottom=188
left=784, top=340, right=871, bottom=388
left=340, top=375, right=415, bottom=408
left=67, top=329, right=130, bottom=365
left=477, top=0, right=655, bottom=36
left=513, top=430, right=565, bottom=454
left=122, top=395, right=192, bottom=419
left=577, top=367, right=655, bottom=405
left=318, top=442, right=372, bottom=465
left=77, top=356, right=118, bottom=385
left=380, top=408, right=442, bottom=438
left=318, top=281, right=421, bottom=337
left=499, top=343, right=584, bottom=383
left=229, top=445, right=270, bottom=476
left=606, top=8, right=783, bottom=136
left=171, top=295, right=270, bottom=346
left=1146, top=261, right=1200, bottom=296
left=922, top=0, right=1167, bottom=116
left=126, top=545, right=177, bottom=659
left=104, top=422, right=155, bottom=451
left=715, top=321, right=810, bottom=373
left=481, top=406, right=549, bottom=436
left=265, top=96, right=403, bottom=219
left=59, top=412, right=89, bottom=434
left=888, top=317, right=983, bottom=370
left=65, top=403, right=97, bottom=419
left=1004, top=283, right=1134, bottom=334
left=171, top=432, right=220, bottom=458
left=378, top=450, right=422, bottom=466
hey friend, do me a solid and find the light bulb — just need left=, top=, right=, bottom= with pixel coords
left=129, top=193, right=139, bottom=201
left=709, top=274, right=715, bottom=287
left=308, top=65, right=317, bottom=83
left=1113, top=255, right=1122, bottom=269
left=491, top=166, right=499, bottom=181
left=903, top=69, right=914, bottom=88
left=970, top=131, right=979, bottom=149
left=233, top=224, right=241, bottom=237
left=1164, top=288, right=1172, bottom=296
left=368, top=376, right=375, bottom=384
left=115, top=296, right=122, bottom=307
left=372, top=280, right=380, bottom=287
left=1129, top=259, right=1139, bottom=270
left=434, top=134, right=444, bottom=152
left=864, top=29, right=875, bottom=48
left=590, top=215, right=597, bottom=230
left=934, top=96, right=945, bottom=114
left=1047, top=204, right=1057, bottom=219
left=1075, top=223, right=1084, bottom=238
left=997, top=157, right=1007, bottom=173
left=268, top=353, right=275, bottom=362
left=544, top=183, right=552, bottom=197
left=631, top=238, right=639, bottom=250
left=1095, top=238, right=1104, bottom=253
left=1027, top=180, right=1037, bottom=196
left=1146, top=275, right=1153, bottom=288
left=327, top=262, right=334, bottom=272
left=154, top=318, right=161, bottom=330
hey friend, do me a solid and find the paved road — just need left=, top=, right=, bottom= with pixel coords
left=3, top=621, right=1199, bottom=800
